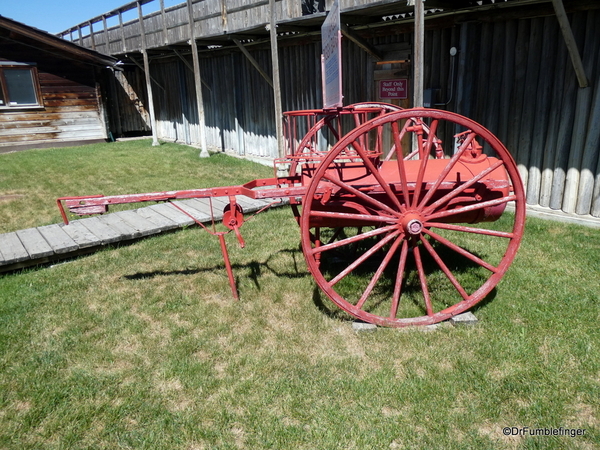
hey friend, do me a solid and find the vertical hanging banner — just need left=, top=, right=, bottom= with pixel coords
left=321, top=0, right=343, bottom=109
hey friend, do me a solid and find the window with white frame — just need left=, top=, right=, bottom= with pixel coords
left=0, top=62, right=43, bottom=109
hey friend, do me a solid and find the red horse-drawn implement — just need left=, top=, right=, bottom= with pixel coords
left=57, top=105, right=525, bottom=327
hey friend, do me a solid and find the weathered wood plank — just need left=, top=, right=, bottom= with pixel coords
left=0, top=111, right=101, bottom=123
left=78, top=216, right=123, bottom=244
left=37, top=224, right=79, bottom=254
left=0, top=232, right=30, bottom=264
left=234, top=196, right=270, bottom=211
left=196, top=196, right=228, bottom=210
left=97, top=214, right=140, bottom=239
left=136, top=207, right=180, bottom=231
left=176, top=199, right=214, bottom=221
left=114, top=210, right=162, bottom=236
left=61, top=220, right=103, bottom=248
left=147, top=203, right=195, bottom=226
left=1, top=124, right=104, bottom=137
left=15, top=228, right=54, bottom=259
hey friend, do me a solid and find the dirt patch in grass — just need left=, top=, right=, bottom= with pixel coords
left=570, top=402, right=600, bottom=429
left=0, top=194, right=24, bottom=202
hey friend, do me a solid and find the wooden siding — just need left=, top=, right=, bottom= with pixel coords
left=0, top=71, right=107, bottom=149
left=444, top=10, right=600, bottom=217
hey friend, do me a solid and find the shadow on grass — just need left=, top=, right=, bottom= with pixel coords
left=122, top=247, right=309, bottom=285
left=311, top=283, right=499, bottom=325
left=121, top=239, right=500, bottom=324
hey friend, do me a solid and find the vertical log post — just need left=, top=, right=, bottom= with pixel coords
left=220, top=0, right=228, bottom=33
left=102, top=16, right=109, bottom=54
left=269, top=0, right=285, bottom=158
left=562, top=13, right=596, bottom=213
left=118, top=11, right=126, bottom=52
left=187, top=0, right=210, bottom=158
left=89, top=21, right=96, bottom=50
left=160, top=0, right=168, bottom=45
left=137, top=1, right=160, bottom=146
left=412, top=0, right=425, bottom=108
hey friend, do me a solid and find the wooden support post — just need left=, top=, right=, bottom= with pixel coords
left=102, top=16, right=109, bottom=53
left=551, top=0, right=588, bottom=88
left=411, top=0, right=424, bottom=108
left=563, top=13, right=597, bottom=214
left=137, top=1, right=160, bottom=147
left=160, top=0, right=168, bottom=44
left=576, top=77, right=600, bottom=214
left=220, top=0, right=228, bottom=33
left=187, top=0, right=210, bottom=157
left=269, top=0, right=285, bottom=158
left=89, top=21, right=96, bottom=50
left=119, top=11, right=126, bottom=52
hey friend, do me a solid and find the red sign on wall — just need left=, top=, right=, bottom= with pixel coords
left=379, top=79, right=408, bottom=99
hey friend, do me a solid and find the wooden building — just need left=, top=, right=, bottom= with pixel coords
left=0, top=16, right=118, bottom=152
left=58, top=0, right=600, bottom=218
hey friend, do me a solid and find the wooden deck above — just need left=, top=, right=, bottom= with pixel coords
left=56, top=0, right=558, bottom=57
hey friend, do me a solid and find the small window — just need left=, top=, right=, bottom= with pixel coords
left=0, top=63, right=43, bottom=109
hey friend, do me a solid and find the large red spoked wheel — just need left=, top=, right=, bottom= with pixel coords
left=300, top=109, right=526, bottom=327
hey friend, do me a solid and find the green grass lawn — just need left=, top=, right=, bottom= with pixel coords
left=1, top=141, right=599, bottom=449
left=0, top=140, right=273, bottom=234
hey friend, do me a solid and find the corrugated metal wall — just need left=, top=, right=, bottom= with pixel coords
left=111, top=8, right=600, bottom=217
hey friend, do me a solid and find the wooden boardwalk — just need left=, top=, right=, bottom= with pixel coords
left=0, top=196, right=275, bottom=273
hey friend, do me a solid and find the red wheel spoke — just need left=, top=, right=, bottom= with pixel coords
left=420, top=236, right=469, bottom=300
left=426, top=194, right=517, bottom=222
left=423, top=159, right=506, bottom=215
left=329, top=231, right=400, bottom=286
left=309, top=210, right=396, bottom=225
left=389, top=239, right=409, bottom=318
left=423, top=228, right=498, bottom=273
left=384, top=119, right=410, bottom=161
left=422, top=119, right=440, bottom=158
left=417, top=132, right=476, bottom=209
left=425, top=222, right=515, bottom=239
left=413, top=245, right=434, bottom=316
left=391, top=121, right=411, bottom=206
left=411, top=119, right=439, bottom=208
left=348, top=139, right=405, bottom=211
left=353, top=113, right=366, bottom=150
left=321, top=175, right=401, bottom=217
left=310, top=224, right=397, bottom=255
left=356, top=234, right=405, bottom=309
left=377, top=123, right=384, bottom=156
